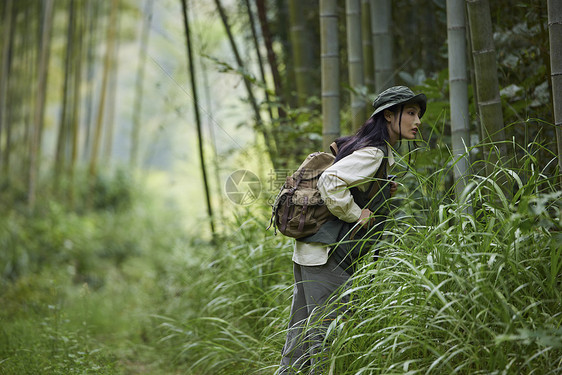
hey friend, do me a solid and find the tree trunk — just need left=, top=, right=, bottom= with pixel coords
left=361, top=0, right=374, bottom=104
left=102, top=9, right=120, bottom=166
left=28, top=0, right=54, bottom=208
left=69, top=0, right=86, bottom=206
left=371, top=0, right=394, bottom=92
left=89, top=0, right=118, bottom=179
left=320, top=0, right=340, bottom=151
left=466, top=0, right=506, bottom=171
left=83, top=0, right=101, bottom=162
left=22, top=4, right=36, bottom=175
left=130, top=0, right=153, bottom=170
left=2, top=6, right=15, bottom=178
left=181, top=0, right=216, bottom=239
left=346, top=0, right=365, bottom=131
left=547, top=0, right=562, bottom=185
left=0, top=0, right=14, bottom=174
left=288, top=0, right=315, bottom=107
left=55, top=0, right=76, bottom=185
left=447, top=0, right=470, bottom=200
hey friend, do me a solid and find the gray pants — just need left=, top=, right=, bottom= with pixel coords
left=279, top=256, right=351, bottom=374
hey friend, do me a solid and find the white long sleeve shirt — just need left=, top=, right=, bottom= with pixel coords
left=292, top=145, right=394, bottom=266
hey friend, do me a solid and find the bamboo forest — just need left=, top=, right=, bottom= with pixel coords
left=1, top=0, right=561, bottom=374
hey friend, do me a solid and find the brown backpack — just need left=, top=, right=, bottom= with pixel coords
left=268, top=150, right=336, bottom=239
left=268, top=143, right=389, bottom=239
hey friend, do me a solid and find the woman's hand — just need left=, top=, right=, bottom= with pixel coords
left=351, top=208, right=372, bottom=239
left=390, top=181, right=398, bottom=197
left=358, top=208, right=373, bottom=227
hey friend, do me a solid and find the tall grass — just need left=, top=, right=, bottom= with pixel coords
left=1, top=144, right=559, bottom=374
left=323, top=145, right=561, bottom=374
left=0, top=171, right=190, bottom=374
left=326, top=171, right=561, bottom=374
left=155, top=208, right=294, bottom=374
left=155, top=142, right=561, bottom=374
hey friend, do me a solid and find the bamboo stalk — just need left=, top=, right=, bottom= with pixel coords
left=130, top=0, right=153, bottom=170
left=0, top=0, right=14, bottom=166
left=69, top=0, right=86, bottom=207
left=547, top=0, right=562, bottom=185
left=28, top=0, right=54, bottom=208
left=289, top=0, right=314, bottom=106
left=181, top=0, right=216, bottom=239
left=55, top=0, right=76, bottom=186
left=199, top=44, right=225, bottom=233
left=89, top=0, right=118, bottom=179
left=244, top=0, right=273, bottom=122
left=214, top=0, right=277, bottom=166
left=466, top=0, right=506, bottom=170
left=23, top=4, right=37, bottom=172
left=361, top=0, right=374, bottom=102
left=102, top=8, right=120, bottom=166
left=320, top=0, right=340, bottom=151
left=1, top=1, right=16, bottom=177
left=371, top=0, right=393, bottom=92
left=83, top=0, right=101, bottom=162
left=447, top=0, right=470, bottom=199
left=346, top=0, right=365, bottom=131
left=255, top=0, right=286, bottom=119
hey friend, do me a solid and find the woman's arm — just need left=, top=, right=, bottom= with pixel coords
left=318, top=147, right=385, bottom=223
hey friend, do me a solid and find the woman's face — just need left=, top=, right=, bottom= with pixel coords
left=384, top=103, right=422, bottom=145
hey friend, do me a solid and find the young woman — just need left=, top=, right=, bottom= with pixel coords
left=279, top=86, right=427, bottom=374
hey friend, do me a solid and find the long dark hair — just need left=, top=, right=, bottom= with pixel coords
left=334, top=105, right=402, bottom=163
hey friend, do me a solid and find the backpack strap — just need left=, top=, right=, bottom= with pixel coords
left=364, top=158, right=387, bottom=200
left=279, top=195, right=291, bottom=233
left=278, top=166, right=307, bottom=233
left=349, top=146, right=389, bottom=208
left=298, top=196, right=309, bottom=232
left=363, top=145, right=389, bottom=198
left=329, top=142, right=338, bottom=156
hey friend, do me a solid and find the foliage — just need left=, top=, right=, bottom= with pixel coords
left=1, top=138, right=560, bottom=374
left=0, top=170, right=134, bottom=283
left=150, top=138, right=561, bottom=374
left=1, top=2, right=560, bottom=374
left=153, top=207, right=293, bottom=373
left=0, top=275, right=120, bottom=374
left=0, top=172, right=187, bottom=374
left=325, top=154, right=561, bottom=374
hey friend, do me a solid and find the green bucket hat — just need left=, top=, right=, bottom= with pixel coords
left=371, top=85, right=427, bottom=118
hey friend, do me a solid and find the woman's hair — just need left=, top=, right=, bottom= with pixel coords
left=334, top=105, right=401, bottom=163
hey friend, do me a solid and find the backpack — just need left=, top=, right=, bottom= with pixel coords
left=268, top=149, right=336, bottom=239
left=268, top=143, right=389, bottom=240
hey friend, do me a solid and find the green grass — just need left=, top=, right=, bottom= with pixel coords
left=150, top=144, right=561, bottom=374
left=0, top=173, right=191, bottom=374
left=1, top=144, right=561, bottom=374
left=325, top=189, right=561, bottom=374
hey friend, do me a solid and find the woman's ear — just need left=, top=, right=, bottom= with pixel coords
left=384, top=109, right=393, bottom=122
